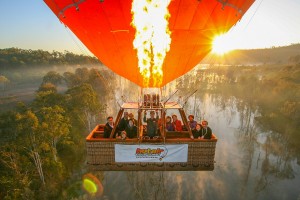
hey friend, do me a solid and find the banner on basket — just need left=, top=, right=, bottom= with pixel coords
left=115, top=144, right=188, bottom=162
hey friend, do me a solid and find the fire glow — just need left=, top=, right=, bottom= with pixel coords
left=131, top=0, right=171, bottom=88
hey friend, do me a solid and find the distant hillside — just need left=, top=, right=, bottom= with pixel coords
left=202, top=44, right=300, bottom=65
left=0, top=48, right=100, bottom=69
left=1, top=44, right=300, bottom=69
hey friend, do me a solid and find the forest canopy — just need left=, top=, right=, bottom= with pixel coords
left=0, top=48, right=100, bottom=68
left=0, top=45, right=299, bottom=199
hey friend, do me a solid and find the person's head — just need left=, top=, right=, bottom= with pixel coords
left=150, top=111, right=155, bottom=118
left=124, top=112, right=129, bottom=119
left=201, top=120, right=208, bottom=128
left=195, top=123, right=201, bottom=130
left=107, top=116, right=113, bottom=125
left=188, top=115, right=194, bottom=121
left=129, top=113, right=134, bottom=119
left=128, top=119, right=134, bottom=127
left=166, top=116, right=171, bottom=122
left=172, top=114, right=177, bottom=121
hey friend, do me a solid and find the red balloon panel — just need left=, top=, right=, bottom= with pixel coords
left=44, top=0, right=255, bottom=87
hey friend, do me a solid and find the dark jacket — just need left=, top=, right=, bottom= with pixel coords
left=143, top=116, right=159, bottom=137
left=192, top=129, right=202, bottom=138
left=104, top=122, right=114, bottom=138
left=118, top=117, right=129, bottom=131
left=200, top=127, right=212, bottom=139
left=125, top=125, right=138, bottom=138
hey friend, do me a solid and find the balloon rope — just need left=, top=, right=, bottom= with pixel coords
left=245, top=0, right=264, bottom=29
left=65, top=27, right=91, bottom=56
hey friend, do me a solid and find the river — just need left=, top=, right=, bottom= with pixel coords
left=86, top=91, right=300, bottom=200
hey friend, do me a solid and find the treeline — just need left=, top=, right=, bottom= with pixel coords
left=0, top=48, right=100, bottom=69
left=178, top=63, right=300, bottom=150
left=202, top=43, right=300, bottom=65
left=0, top=68, right=108, bottom=199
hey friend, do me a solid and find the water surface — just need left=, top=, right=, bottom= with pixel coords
left=90, top=92, right=300, bottom=200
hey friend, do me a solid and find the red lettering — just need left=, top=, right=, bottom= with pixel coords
left=136, top=148, right=165, bottom=155
left=136, top=148, right=141, bottom=154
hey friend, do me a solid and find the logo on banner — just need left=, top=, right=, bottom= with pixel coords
left=135, top=147, right=168, bottom=161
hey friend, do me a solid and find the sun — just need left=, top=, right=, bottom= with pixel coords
left=212, top=34, right=234, bottom=55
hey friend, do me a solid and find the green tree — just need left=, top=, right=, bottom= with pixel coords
left=15, top=110, right=45, bottom=185
left=38, top=82, right=57, bottom=93
left=39, top=106, right=70, bottom=162
left=66, top=83, right=103, bottom=132
left=42, top=71, right=63, bottom=86
left=63, top=71, right=81, bottom=88
left=32, top=90, right=65, bottom=109
left=0, top=110, right=18, bottom=142
left=0, top=75, right=9, bottom=95
left=75, top=67, right=89, bottom=83
left=0, top=144, right=35, bottom=199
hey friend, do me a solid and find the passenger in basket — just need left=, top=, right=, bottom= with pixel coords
left=188, top=115, right=197, bottom=130
left=118, top=111, right=129, bottom=132
left=125, top=119, right=138, bottom=139
left=172, top=114, right=182, bottom=131
left=143, top=110, right=159, bottom=138
left=192, top=123, right=203, bottom=139
left=200, top=120, right=212, bottom=139
left=128, top=113, right=138, bottom=126
left=165, top=116, right=175, bottom=131
left=120, top=131, right=127, bottom=140
left=104, top=116, right=115, bottom=138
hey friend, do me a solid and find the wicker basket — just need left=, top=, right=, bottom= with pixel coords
left=86, top=125, right=217, bottom=171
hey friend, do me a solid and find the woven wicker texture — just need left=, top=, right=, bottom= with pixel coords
left=86, top=140, right=216, bottom=171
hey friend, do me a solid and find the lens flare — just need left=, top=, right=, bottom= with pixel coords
left=131, top=0, right=171, bottom=88
left=212, top=33, right=234, bottom=55
left=83, top=179, right=97, bottom=194
left=82, top=173, right=103, bottom=197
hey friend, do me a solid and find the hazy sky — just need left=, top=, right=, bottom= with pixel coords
left=0, top=0, right=300, bottom=55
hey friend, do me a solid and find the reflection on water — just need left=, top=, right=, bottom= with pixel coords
left=87, top=78, right=300, bottom=200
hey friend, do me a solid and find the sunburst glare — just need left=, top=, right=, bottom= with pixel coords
left=212, top=34, right=235, bottom=55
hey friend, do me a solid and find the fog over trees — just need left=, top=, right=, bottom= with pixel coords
left=0, top=46, right=299, bottom=199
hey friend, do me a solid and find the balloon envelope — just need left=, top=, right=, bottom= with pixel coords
left=44, top=0, right=254, bottom=87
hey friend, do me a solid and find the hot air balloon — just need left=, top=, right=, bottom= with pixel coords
left=44, top=0, right=254, bottom=88
left=44, top=0, right=255, bottom=171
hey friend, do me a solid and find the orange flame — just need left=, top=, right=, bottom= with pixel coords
left=131, top=0, right=171, bottom=88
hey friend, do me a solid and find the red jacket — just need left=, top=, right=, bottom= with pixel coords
left=173, top=120, right=182, bottom=131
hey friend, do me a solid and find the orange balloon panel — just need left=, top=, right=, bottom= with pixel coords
left=44, top=0, right=254, bottom=87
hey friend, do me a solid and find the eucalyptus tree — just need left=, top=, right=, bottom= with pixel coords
left=32, top=89, right=65, bottom=110
left=0, top=75, right=9, bottom=95
left=75, top=67, right=89, bottom=83
left=63, top=71, right=81, bottom=88
left=15, top=110, right=45, bottom=185
left=42, top=71, right=63, bottom=86
left=38, top=82, right=57, bottom=93
left=0, top=144, right=35, bottom=199
left=65, top=83, right=104, bottom=132
left=39, top=105, right=70, bottom=162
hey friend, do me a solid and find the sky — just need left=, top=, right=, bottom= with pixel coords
left=0, top=0, right=300, bottom=55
